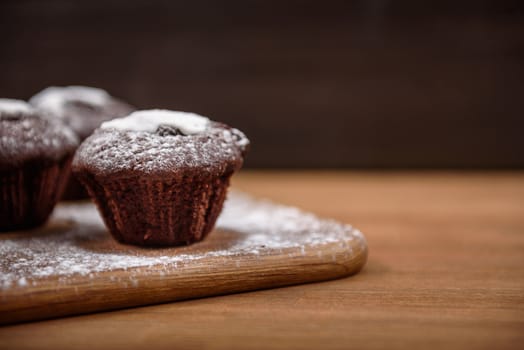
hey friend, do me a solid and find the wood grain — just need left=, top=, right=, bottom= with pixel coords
left=0, top=171, right=523, bottom=350
left=0, top=192, right=367, bottom=325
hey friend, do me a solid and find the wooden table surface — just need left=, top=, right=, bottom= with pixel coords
left=1, top=171, right=523, bottom=350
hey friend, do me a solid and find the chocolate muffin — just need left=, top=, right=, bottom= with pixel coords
left=73, top=109, right=249, bottom=246
left=0, top=98, right=79, bottom=231
left=29, top=86, right=135, bottom=199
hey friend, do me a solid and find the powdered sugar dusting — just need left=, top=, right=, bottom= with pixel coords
left=101, top=110, right=209, bottom=135
left=74, top=120, right=249, bottom=176
left=0, top=99, right=33, bottom=115
left=0, top=107, right=78, bottom=164
left=0, top=192, right=365, bottom=289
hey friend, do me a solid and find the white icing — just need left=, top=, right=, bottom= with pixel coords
left=101, top=110, right=209, bottom=135
left=0, top=192, right=366, bottom=289
left=0, top=98, right=33, bottom=114
left=29, top=86, right=110, bottom=117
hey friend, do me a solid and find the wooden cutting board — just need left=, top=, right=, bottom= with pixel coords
left=0, top=191, right=367, bottom=325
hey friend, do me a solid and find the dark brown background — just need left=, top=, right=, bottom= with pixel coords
left=1, top=0, right=523, bottom=168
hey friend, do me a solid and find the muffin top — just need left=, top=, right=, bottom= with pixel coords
left=73, top=110, right=249, bottom=179
left=0, top=99, right=79, bottom=169
left=29, top=86, right=134, bottom=140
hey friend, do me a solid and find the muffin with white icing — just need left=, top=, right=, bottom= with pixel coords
left=0, top=99, right=79, bottom=231
left=72, top=109, right=249, bottom=246
left=29, top=86, right=134, bottom=199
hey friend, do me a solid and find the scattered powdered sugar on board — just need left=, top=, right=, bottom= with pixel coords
left=0, top=191, right=365, bottom=289
left=216, top=192, right=364, bottom=252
